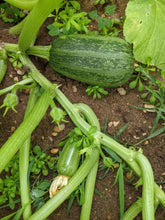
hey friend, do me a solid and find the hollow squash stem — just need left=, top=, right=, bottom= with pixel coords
left=4, top=43, right=51, bottom=60
left=133, top=152, right=155, bottom=220
left=9, top=17, right=27, bottom=35
left=123, top=197, right=159, bottom=220
left=19, top=54, right=56, bottom=92
left=4, top=0, right=37, bottom=10
left=18, top=0, right=63, bottom=52
left=0, top=90, right=55, bottom=173
left=74, top=103, right=100, bottom=220
left=0, top=78, right=34, bottom=96
left=19, top=86, right=39, bottom=219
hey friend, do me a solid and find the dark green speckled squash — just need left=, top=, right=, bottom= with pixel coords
left=49, top=34, right=134, bottom=87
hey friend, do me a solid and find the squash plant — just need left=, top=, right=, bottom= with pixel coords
left=0, top=0, right=165, bottom=220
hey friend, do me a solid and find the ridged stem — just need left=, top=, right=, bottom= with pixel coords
left=19, top=86, right=39, bottom=219
left=4, top=0, right=37, bottom=10
left=80, top=159, right=99, bottom=220
left=19, top=54, right=56, bottom=92
left=74, top=103, right=100, bottom=220
left=9, top=17, right=27, bottom=35
left=18, top=0, right=62, bottom=52
left=4, top=43, right=50, bottom=60
left=123, top=198, right=142, bottom=220
left=133, top=152, right=155, bottom=220
left=0, top=48, right=7, bottom=83
left=0, top=78, right=34, bottom=96
left=123, top=197, right=160, bottom=220
left=0, top=90, right=55, bottom=174
left=26, top=45, right=51, bottom=61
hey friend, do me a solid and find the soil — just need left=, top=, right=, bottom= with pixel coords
left=0, top=0, right=165, bottom=219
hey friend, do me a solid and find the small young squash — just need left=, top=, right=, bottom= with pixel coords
left=57, top=137, right=81, bottom=177
left=49, top=136, right=81, bottom=197
left=49, top=34, right=134, bottom=87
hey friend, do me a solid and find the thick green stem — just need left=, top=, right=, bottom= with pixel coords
left=0, top=78, right=34, bottom=96
left=28, top=148, right=99, bottom=220
left=123, top=197, right=159, bottom=220
left=74, top=103, right=100, bottom=220
left=19, top=86, right=39, bottom=219
left=4, top=0, right=37, bottom=10
left=0, top=59, right=7, bottom=83
left=9, top=17, right=27, bottom=35
left=20, top=54, right=56, bottom=92
left=18, top=0, right=62, bottom=52
left=154, top=184, right=165, bottom=207
left=134, top=152, right=155, bottom=220
left=27, top=45, right=50, bottom=61
left=0, top=90, right=55, bottom=173
left=0, top=48, right=7, bottom=83
left=80, top=159, right=99, bottom=220
left=123, top=198, right=142, bottom=220
left=74, top=103, right=100, bottom=131
left=4, top=43, right=50, bottom=60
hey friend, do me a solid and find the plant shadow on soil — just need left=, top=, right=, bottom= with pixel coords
left=0, top=0, right=165, bottom=219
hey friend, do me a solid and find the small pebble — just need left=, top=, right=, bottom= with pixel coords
left=52, top=132, right=58, bottom=137
left=142, top=132, right=147, bottom=136
left=72, top=86, right=77, bottom=93
left=117, top=87, right=126, bottom=96
left=14, top=76, right=19, bottom=82
left=126, top=172, right=133, bottom=179
left=133, top=135, right=140, bottom=140
left=48, top=136, right=53, bottom=142
left=108, top=122, right=113, bottom=127
left=50, top=148, right=59, bottom=154
left=113, top=121, right=120, bottom=127
left=11, top=126, right=16, bottom=132
left=17, top=69, right=25, bottom=76
left=144, top=140, right=149, bottom=145
left=54, top=123, right=65, bottom=132
left=108, top=121, right=120, bottom=127
left=144, top=104, right=155, bottom=112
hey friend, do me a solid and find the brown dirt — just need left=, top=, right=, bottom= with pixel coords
left=0, top=1, right=165, bottom=219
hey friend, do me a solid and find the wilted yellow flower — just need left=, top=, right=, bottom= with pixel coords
left=49, top=175, right=70, bottom=198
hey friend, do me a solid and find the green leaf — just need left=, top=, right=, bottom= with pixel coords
left=0, top=212, right=16, bottom=220
left=74, top=127, right=83, bottom=136
left=89, top=10, right=98, bottom=20
left=70, top=1, right=80, bottom=10
left=105, top=5, right=116, bottom=15
left=87, top=126, right=97, bottom=135
left=30, top=188, right=46, bottom=200
left=103, top=157, right=114, bottom=168
left=124, top=0, right=165, bottom=69
left=37, top=180, right=50, bottom=190
left=98, top=17, right=111, bottom=30
left=47, top=25, right=60, bottom=36
left=12, top=208, right=23, bottom=220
